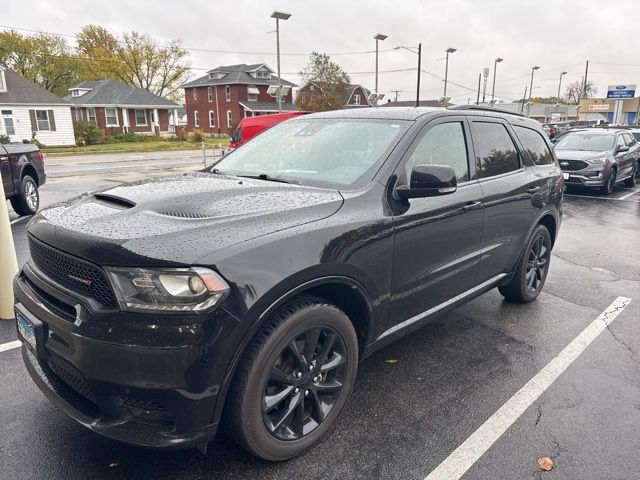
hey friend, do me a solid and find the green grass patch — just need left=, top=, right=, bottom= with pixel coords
left=43, top=137, right=229, bottom=156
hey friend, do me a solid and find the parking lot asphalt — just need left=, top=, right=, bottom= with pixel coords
left=1, top=173, right=639, bottom=480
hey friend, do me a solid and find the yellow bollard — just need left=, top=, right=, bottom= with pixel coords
left=0, top=170, right=19, bottom=320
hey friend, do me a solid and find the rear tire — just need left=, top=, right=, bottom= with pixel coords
left=498, top=224, right=552, bottom=303
left=624, top=164, right=637, bottom=187
left=225, top=296, right=358, bottom=461
left=9, top=175, right=39, bottom=216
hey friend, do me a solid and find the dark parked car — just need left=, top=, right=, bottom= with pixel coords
left=554, top=128, right=638, bottom=194
left=14, top=106, right=563, bottom=460
left=2, top=143, right=46, bottom=215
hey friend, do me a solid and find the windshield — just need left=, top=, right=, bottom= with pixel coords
left=555, top=132, right=615, bottom=151
left=212, top=118, right=408, bottom=188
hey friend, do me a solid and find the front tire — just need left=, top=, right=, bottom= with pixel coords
left=499, top=224, right=552, bottom=303
left=601, top=168, right=616, bottom=195
left=225, top=296, right=358, bottom=460
left=9, top=175, right=39, bottom=216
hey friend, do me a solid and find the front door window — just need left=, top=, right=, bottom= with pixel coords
left=1, top=110, right=15, bottom=136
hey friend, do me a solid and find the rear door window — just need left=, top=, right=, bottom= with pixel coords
left=513, top=125, right=555, bottom=166
left=471, top=121, right=520, bottom=178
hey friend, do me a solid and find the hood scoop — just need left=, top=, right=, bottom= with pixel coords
left=157, top=211, right=214, bottom=219
left=94, top=193, right=136, bottom=210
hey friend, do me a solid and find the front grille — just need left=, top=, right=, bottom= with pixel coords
left=559, top=159, right=589, bottom=171
left=28, top=236, right=118, bottom=309
left=120, top=396, right=166, bottom=412
left=48, top=360, right=95, bottom=402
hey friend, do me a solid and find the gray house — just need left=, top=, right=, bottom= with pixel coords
left=63, top=80, right=181, bottom=137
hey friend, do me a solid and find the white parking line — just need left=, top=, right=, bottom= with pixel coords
left=10, top=216, right=30, bottom=225
left=0, top=340, right=21, bottom=353
left=424, top=296, right=632, bottom=480
left=618, top=188, right=640, bottom=200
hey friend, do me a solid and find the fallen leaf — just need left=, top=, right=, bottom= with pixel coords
left=537, top=457, right=553, bottom=471
left=385, top=359, right=397, bottom=364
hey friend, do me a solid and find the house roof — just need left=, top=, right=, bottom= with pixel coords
left=239, top=101, right=299, bottom=112
left=0, top=68, right=69, bottom=105
left=63, top=79, right=180, bottom=108
left=181, top=64, right=297, bottom=88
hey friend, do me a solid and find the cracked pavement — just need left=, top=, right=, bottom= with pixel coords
left=1, top=174, right=639, bottom=479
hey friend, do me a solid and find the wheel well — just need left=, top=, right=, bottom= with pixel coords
left=21, top=164, right=39, bottom=186
left=538, top=214, right=557, bottom=246
left=302, top=282, right=371, bottom=354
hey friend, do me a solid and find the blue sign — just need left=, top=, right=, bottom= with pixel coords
left=607, top=84, right=636, bottom=99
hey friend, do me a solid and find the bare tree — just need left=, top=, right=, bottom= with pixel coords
left=565, top=79, right=597, bottom=103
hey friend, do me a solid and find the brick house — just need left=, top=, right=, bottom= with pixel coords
left=181, top=64, right=297, bottom=135
left=64, top=80, right=181, bottom=137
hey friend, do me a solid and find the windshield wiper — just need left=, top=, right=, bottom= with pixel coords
left=235, top=173, right=299, bottom=185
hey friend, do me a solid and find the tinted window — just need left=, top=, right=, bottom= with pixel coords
left=406, top=122, right=469, bottom=182
left=472, top=122, right=520, bottom=178
left=513, top=126, right=554, bottom=166
left=623, top=133, right=636, bottom=146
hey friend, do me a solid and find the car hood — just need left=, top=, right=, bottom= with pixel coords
left=555, top=149, right=611, bottom=161
left=28, top=172, right=344, bottom=265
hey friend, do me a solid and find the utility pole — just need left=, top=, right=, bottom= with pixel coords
left=520, top=85, right=528, bottom=113
left=374, top=34, right=388, bottom=106
left=271, top=11, right=292, bottom=113
left=557, top=71, right=567, bottom=102
left=416, top=43, right=422, bottom=107
left=391, top=90, right=402, bottom=102
left=583, top=60, right=590, bottom=98
left=443, top=47, right=457, bottom=98
left=476, top=73, right=481, bottom=105
left=482, top=67, right=489, bottom=103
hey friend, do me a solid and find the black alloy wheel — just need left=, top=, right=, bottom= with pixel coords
left=226, top=296, right=358, bottom=460
left=601, top=169, right=616, bottom=195
left=263, top=326, right=347, bottom=440
left=498, top=224, right=552, bottom=303
left=525, top=235, right=549, bottom=293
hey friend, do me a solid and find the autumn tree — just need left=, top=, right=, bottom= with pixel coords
left=76, top=25, right=190, bottom=100
left=0, top=30, right=81, bottom=96
left=295, top=52, right=351, bottom=111
left=565, top=79, right=597, bottom=104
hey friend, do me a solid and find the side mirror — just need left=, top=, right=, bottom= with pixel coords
left=616, top=145, right=630, bottom=153
left=396, top=164, right=457, bottom=199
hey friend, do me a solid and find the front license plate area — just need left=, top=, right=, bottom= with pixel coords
left=15, top=307, right=47, bottom=360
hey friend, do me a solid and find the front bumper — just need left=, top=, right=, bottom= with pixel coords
left=561, top=164, right=611, bottom=188
left=14, top=263, right=245, bottom=450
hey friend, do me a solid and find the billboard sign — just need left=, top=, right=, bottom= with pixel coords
left=607, top=84, right=636, bottom=99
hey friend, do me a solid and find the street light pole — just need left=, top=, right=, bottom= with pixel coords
left=394, top=45, right=422, bottom=107
left=528, top=66, right=540, bottom=114
left=374, top=33, right=388, bottom=106
left=443, top=47, right=457, bottom=98
left=491, top=57, right=503, bottom=101
left=557, top=71, right=567, bottom=102
left=271, top=11, right=291, bottom=113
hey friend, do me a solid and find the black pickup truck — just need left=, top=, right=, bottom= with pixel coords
left=1, top=143, right=46, bottom=216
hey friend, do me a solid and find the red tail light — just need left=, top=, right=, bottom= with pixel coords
left=38, top=151, right=45, bottom=165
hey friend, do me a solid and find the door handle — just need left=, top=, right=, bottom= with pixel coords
left=463, top=201, right=482, bottom=211
left=527, top=186, right=541, bottom=194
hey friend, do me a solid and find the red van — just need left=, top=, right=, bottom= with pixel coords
left=229, top=111, right=307, bottom=148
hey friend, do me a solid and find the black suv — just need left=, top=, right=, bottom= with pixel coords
left=554, top=128, right=638, bottom=194
left=15, top=106, right=563, bottom=460
left=2, top=143, right=46, bottom=215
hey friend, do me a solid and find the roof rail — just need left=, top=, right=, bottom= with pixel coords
left=447, top=104, right=528, bottom=118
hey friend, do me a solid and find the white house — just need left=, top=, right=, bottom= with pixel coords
left=0, top=68, right=75, bottom=146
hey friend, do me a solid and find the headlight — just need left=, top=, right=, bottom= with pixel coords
left=599, top=157, right=610, bottom=164
left=106, top=267, right=229, bottom=313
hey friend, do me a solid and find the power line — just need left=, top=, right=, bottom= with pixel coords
left=0, top=24, right=397, bottom=57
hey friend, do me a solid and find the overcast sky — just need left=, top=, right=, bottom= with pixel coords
left=3, top=0, right=640, bottom=104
